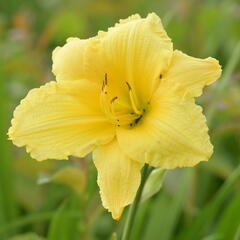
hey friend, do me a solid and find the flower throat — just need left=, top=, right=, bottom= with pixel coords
left=100, top=73, right=144, bottom=127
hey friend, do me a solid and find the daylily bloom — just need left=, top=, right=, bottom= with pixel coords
left=8, top=13, right=221, bottom=220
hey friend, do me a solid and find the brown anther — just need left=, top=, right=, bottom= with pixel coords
left=105, top=73, right=108, bottom=85
left=102, top=81, right=105, bottom=91
left=126, top=82, right=132, bottom=90
left=111, top=96, right=118, bottom=103
left=159, top=74, right=163, bottom=79
left=135, top=115, right=142, bottom=124
left=117, top=124, right=120, bottom=127
left=130, top=123, right=133, bottom=127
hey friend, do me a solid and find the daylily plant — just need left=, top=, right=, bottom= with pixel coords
left=8, top=13, right=221, bottom=220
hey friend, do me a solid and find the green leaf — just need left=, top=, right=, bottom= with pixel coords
left=7, top=233, right=45, bottom=240
left=202, top=234, right=221, bottom=240
left=234, top=225, right=240, bottom=240
left=141, top=168, right=166, bottom=202
left=0, top=62, right=18, bottom=230
left=215, top=193, right=240, bottom=239
left=177, top=164, right=240, bottom=240
left=47, top=195, right=82, bottom=240
left=38, top=166, right=86, bottom=194
left=47, top=201, right=69, bottom=240
left=143, top=168, right=193, bottom=240
left=110, top=232, right=117, bottom=240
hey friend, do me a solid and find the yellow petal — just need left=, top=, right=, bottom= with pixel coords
left=97, top=13, right=173, bottom=105
left=161, top=50, right=222, bottom=99
left=117, top=97, right=213, bottom=169
left=93, top=139, right=143, bottom=220
left=8, top=81, right=115, bottom=161
left=52, top=37, right=101, bottom=82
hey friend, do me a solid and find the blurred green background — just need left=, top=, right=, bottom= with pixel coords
left=0, top=0, right=240, bottom=239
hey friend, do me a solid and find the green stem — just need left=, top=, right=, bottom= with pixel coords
left=121, top=164, right=151, bottom=240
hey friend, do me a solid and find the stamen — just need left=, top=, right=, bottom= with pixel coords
left=135, top=115, right=142, bottom=124
left=110, top=97, right=118, bottom=116
left=115, top=113, right=139, bottom=125
left=125, top=82, right=142, bottom=115
left=100, top=93, right=112, bottom=119
left=100, top=74, right=114, bottom=120
left=126, top=82, right=142, bottom=115
left=129, top=92, right=142, bottom=114
left=111, top=96, right=118, bottom=103
left=126, top=81, right=131, bottom=90
left=105, top=73, right=108, bottom=85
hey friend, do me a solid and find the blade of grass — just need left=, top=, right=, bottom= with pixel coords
left=129, top=200, right=152, bottom=240
left=47, top=194, right=82, bottom=240
left=215, top=193, right=240, bottom=239
left=0, top=65, right=18, bottom=232
left=0, top=210, right=82, bottom=238
left=0, top=211, right=54, bottom=238
left=233, top=225, right=240, bottom=240
left=143, top=168, right=193, bottom=240
left=7, top=232, right=46, bottom=240
left=177, top=164, right=240, bottom=240
left=47, top=200, right=69, bottom=240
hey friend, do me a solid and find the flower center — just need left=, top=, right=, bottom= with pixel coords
left=100, top=73, right=144, bottom=127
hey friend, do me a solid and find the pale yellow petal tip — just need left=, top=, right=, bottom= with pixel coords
left=7, top=126, right=13, bottom=140
left=66, top=37, right=79, bottom=43
left=208, top=57, right=222, bottom=75
left=97, top=30, right=106, bottom=37
left=52, top=37, right=80, bottom=60
left=52, top=46, right=61, bottom=59
left=96, top=14, right=142, bottom=38
left=150, top=143, right=213, bottom=169
left=117, top=12, right=160, bottom=26
left=117, top=12, right=162, bottom=27
left=204, top=58, right=222, bottom=87
left=118, top=14, right=141, bottom=25
left=111, top=207, right=124, bottom=220
left=147, top=12, right=161, bottom=23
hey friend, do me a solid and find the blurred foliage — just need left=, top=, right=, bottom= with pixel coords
left=38, top=165, right=86, bottom=195
left=8, top=233, right=45, bottom=240
left=0, top=0, right=240, bottom=239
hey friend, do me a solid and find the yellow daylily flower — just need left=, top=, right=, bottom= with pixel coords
left=8, top=13, right=222, bottom=220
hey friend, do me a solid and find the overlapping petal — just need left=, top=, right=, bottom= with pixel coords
left=52, top=37, right=102, bottom=82
left=117, top=96, right=213, bottom=169
left=160, top=50, right=222, bottom=99
left=93, top=139, right=143, bottom=219
left=96, top=13, right=173, bottom=105
left=8, top=81, right=115, bottom=161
